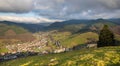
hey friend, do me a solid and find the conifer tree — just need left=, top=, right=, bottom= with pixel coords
left=98, top=25, right=115, bottom=47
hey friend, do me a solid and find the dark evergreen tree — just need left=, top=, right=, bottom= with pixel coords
left=98, top=25, right=115, bottom=47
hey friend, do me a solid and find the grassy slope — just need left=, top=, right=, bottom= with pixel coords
left=0, top=46, right=120, bottom=66
left=0, top=24, right=28, bottom=36
left=10, top=25, right=28, bottom=34
left=46, top=32, right=98, bottom=49
left=115, top=34, right=120, bottom=41
left=0, top=43, right=8, bottom=53
left=61, top=32, right=98, bottom=48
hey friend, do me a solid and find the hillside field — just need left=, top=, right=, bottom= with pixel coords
left=0, top=46, right=120, bottom=66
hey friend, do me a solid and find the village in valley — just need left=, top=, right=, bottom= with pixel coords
left=0, top=31, right=97, bottom=61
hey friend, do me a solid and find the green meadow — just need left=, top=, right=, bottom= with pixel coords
left=1, top=46, right=120, bottom=66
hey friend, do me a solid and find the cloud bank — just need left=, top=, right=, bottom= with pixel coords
left=0, top=16, right=61, bottom=23
left=35, top=0, right=120, bottom=19
left=0, top=0, right=120, bottom=23
left=0, top=0, right=33, bottom=13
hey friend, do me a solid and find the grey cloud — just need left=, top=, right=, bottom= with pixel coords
left=0, top=0, right=120, bottom=19
left=34, top=0, right=120, bottom=19
left=0, top=0, right=34, bottom=13
left=98, top=0, right=120, bottom=10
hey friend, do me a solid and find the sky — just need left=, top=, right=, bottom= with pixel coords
left=0, top=0, right=120, bottom=23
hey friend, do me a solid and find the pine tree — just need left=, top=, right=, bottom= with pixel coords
left=98, top=25, right=115, bottom=47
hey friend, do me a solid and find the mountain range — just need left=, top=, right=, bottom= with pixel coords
left=0, top=18, right=120, bottom=35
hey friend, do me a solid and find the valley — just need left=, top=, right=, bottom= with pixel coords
left=0, top=19, right=120, bottom=66
left=0, top=0, right=120, bottom=66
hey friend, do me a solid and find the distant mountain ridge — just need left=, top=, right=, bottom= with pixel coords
left=47, top=18, right=120, bottom=33
left=0, top=18, right=120, bottom=33
left=0, top=21, right=49, bottom=32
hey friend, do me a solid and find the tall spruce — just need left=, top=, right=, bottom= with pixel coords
left=98, top=25, right=115, bottom=47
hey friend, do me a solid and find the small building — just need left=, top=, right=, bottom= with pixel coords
left=86, top=43, right=97, bottom=48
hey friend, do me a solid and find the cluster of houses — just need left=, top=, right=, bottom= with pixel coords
left=0, top=32, right=50, bottom=61
left=5, top=32, right=50, bottom=54
left=0, top=31, right=98, bottom=61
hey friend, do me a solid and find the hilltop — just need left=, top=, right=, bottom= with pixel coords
left=0, top=22, right=35, bottom=42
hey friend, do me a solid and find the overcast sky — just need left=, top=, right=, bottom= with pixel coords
left=0, top=0, right=120, bottom=23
